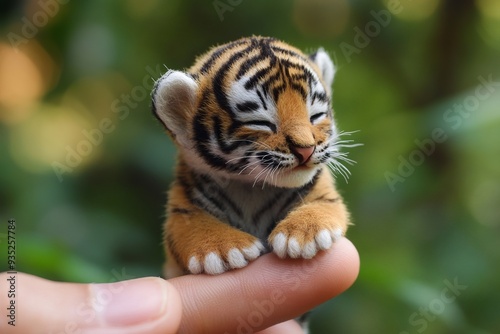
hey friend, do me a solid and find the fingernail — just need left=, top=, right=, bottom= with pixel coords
left=92, top=277, right=167, bottom=327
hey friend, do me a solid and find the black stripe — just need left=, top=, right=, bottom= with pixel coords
left=275, top=58, right=309, bottom=73
left=236, top=37, right=275, bottom=79
left=290, top=72, right=308, bottom=82
left=193, top=109, right=256, bottom=171
left=170, top=207, right=193, bottom=215
left=275, top=59, right=318, bottom=93
left=272, top=85, right=286, bottom=102
left=194, top=89, right=246, bottom=167
left=199, top=39, right=248, bottom=75
left=244, top=62, right=275, bottom=91
left=270, top=64, right=287, bottom=101
left=213, top=115, right=252, bottom=153
left=236, top=101, right=260, bottom=112
left=213, top=42, right=257, bottom=117
left=195, top=173, right=244, bottom=219
left=192, top=90, right=216, bottom=166
left=193, top=113, right=227, bottom=169
left=236, top=55, right=268, bottom=80
left=252, top=190, right=286, bottom=224
left=256, top=89, right=268, bottom=110
left=271, top=46, right=310, bottom=63
left=194, top=180, right=227, bottom=214
left=281, top=64, right=307, bottom=100
left=290, top=81, right=307, bottom=100
left=311, top=91, right=329, bottom=103
left=190, top=197, right=222, bottom=221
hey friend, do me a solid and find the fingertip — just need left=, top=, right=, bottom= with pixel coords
left=324, top=237, right=360, bottom=294
left=160, top=279, right=183, bottom=332
left=92, top=277, right=183, bottom=334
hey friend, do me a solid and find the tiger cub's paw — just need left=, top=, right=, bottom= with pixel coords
left=186, top=235, right=265, bottom=275
left=269, top=222, right=344, bottom=259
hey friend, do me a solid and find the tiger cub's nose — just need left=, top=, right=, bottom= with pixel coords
left=290, top=145, right=315, bottom=165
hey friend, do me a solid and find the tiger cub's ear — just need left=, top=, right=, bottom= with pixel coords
left=152, top=70, right=197, bottom=145
left=309, top=48, right=335, bottom=94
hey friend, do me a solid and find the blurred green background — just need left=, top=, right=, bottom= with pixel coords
left=1, top=0, right=499, bottom=333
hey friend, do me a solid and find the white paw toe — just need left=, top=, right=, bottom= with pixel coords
left=204, top=252, right=225, bottom=275
left=242, top=240, right=264, bottom=260
left=227, top=248, right=248, bottom=269
left=272, top=232, right=287, bottom=258
left=302, top=240, right=317, bottom=259
left=287, top=237, right=301, bottom=258
left=316, top=229, right=333, bottom=250
left=332, top=228, right=343, bottom=241
left=188, top=256, right=202, bottom=274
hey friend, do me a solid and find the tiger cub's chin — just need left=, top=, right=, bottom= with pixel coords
left=265, top=165, right=321, bottom=189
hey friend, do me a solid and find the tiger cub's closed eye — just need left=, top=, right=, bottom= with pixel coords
left=310, top=111, right=328, bottom=124
left=242, top=120, right=277, bottom=133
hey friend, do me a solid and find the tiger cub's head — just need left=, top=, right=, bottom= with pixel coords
left=153, top=36, right=352, bottom=188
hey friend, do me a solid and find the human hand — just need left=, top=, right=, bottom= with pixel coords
left=0, top=238, right=358, bottom=334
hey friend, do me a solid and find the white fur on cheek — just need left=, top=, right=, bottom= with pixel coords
left=228, top=76, right=277, bottom=125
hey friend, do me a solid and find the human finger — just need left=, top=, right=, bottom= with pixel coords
left=0, top=273, right=182, bottom=334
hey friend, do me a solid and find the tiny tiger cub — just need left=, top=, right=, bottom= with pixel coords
left=152, top=36, right=356, bottom=278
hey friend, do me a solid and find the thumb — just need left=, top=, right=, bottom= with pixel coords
left=0, top=273, right=182, bottom=334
